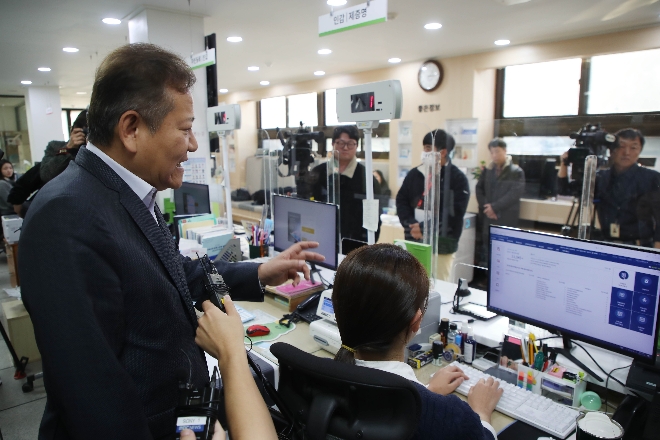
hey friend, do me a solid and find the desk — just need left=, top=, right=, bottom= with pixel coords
left=220, top=294, right=515, bottom=434
left=435, top=279, right=633, bottom=394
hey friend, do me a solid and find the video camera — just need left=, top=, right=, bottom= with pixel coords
left=276, top=123, right=325, bottom=199
left=565, top=123, right=616, bottom=195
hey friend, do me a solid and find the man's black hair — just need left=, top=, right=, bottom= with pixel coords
left=422, top=129, right=455, bottom=153
left=332, top=125, right=360, bottom=142
left=615, top=128, right=645, bottom=150
left=488, top=138, right=507, bottom=150
left=72, top=110, right=88, bottom=130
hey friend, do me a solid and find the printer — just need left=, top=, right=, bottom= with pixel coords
left=309, top=288, right=441, bottom=356
left=309, top=289, right=342, bottom=354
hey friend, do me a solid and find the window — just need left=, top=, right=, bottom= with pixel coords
left=588, top=48, right=660, bottom=114
left=260, top=96, right=286, bottom=129
left=324, top=89, right=356, bottom=126
left=287, top=92, right=318, bottom=128
left=503, top=58, right=582, bottom=118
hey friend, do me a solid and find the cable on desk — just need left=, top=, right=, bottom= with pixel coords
left=604, top=363, right=634, bottom=414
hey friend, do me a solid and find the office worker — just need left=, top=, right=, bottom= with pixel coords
left=333, top=244, right=502, bottom=440
left=0, top=160, right=17, bottom=216
left=558, top=128, right=660, bottom=247
left=475, top=138, right=525, bottom=262
left=19, top=43, right=323, bottom=440
left=7, top=162, right=44, bottom=217
left=309, top=125, right=381, bottom=243
left=396, top=129, right=470, bottom=281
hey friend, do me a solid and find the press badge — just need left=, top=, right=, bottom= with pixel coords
left=610, top=223, right=620, bottom=238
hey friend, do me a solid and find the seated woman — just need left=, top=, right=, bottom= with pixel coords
left=333, top=243, right=503, bottom=440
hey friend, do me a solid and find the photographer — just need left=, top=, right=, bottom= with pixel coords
left=40, top=110, right=88, bottom=183
left=558, top=128, right=660, bottom=248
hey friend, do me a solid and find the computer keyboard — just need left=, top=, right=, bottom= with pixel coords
left=235, top=305, right=255, bottom=323
left=449, top=361, right=579, bottom=439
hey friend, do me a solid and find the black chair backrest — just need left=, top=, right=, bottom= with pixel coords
left=270, top=342, right=421, bottom=440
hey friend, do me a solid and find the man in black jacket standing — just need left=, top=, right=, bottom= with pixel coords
left=309, top=125, right=381, bottom=244
left=475, top=138, right=525, bottom=263
left=396, top=129, right=470, bottom=281
left=19, top=43, right=323, bottom=440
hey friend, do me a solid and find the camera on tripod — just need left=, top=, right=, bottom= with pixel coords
left=276, top=123, right=325, bottom=199
left=564, top=123, right=616, bottom=195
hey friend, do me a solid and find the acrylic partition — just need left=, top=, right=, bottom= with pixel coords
left=388, top=113, right=660, bottom=283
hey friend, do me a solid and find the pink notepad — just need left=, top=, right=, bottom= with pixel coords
left=275, top=279, right=322, bottom=296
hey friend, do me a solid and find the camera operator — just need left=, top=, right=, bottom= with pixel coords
left=558, top=128, right=660, bottom=248
left=40, top=110, right=88, bottom=183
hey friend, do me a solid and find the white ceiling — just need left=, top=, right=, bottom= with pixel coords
left=1, top=0, right=659, bottom=108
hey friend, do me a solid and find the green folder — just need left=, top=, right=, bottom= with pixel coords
left=394, top=240, right=432, bottom=276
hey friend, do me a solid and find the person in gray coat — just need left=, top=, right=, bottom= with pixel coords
left=476, top=138, right=525, bottom=262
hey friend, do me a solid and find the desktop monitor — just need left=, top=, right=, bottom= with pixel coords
left=174, top=182, right=211, bottom=216
left=272, top=195, right=339, bottom=270
left=488, top=226, right=660, bottom=367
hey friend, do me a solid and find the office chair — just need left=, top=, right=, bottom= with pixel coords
left=270, top=342, right=421, bottom=440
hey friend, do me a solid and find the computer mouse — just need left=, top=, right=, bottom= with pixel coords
left=246, top=325, right=270, bottom=337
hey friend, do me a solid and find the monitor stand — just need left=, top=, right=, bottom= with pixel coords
left=552, top=335, right=604, bottom=382
left=309, top=262, right=322, bottom=285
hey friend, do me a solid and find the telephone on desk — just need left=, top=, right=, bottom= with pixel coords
left=294, top=292, right=322, bottom=324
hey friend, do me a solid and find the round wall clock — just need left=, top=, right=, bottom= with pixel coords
left=418, top=60, right=443, bottom=92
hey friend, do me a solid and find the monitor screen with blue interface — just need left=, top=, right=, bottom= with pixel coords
left=488, top=226, right=660, bottom=362
left=272, top=195, right=338, bottom=270
left=174, top=182, right=211, bottom=216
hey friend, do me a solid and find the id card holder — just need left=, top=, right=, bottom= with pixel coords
left=610, top=223, right=620, bottom=238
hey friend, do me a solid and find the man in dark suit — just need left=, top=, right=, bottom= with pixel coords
left=18, top=43, right=323, bottom=440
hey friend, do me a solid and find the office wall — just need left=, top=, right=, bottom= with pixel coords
left=222, top=24, right=660, bottom=195
left=0, top=107, right=18, bottom=132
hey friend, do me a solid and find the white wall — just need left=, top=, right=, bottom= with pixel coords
left=25, top=86, right=63, bottom=163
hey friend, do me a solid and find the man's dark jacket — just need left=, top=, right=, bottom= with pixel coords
left=309, top=161, right=381, bottom=243
left=396, top=163, right=470, bottom=251
left=19, top=147, right=263, bottom=439
left=475, top=156, right=525, bottom=228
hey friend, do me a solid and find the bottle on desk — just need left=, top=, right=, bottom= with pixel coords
left=464, top=327, right=476, bottom=364
left=448, top=323, right=458, bottom=345
left=439, top=318, right=449, bottom=346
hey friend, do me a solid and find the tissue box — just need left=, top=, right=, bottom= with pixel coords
left=2, top=215, right=23, bottom=243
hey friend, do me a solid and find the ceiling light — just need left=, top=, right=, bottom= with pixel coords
left=102, top=18, right=121, bottom=25
left=38, top=67, right=51, bottom=72
left=76, top=92, right=87, bottom=95
left=219, top=89, right=229, bottom=93
left=424, top=23, right=442, bottom=30
left=318, top=49, right=332, bottom=55
left=227, top=36, right=242, bottom=43
left=248, top=66, right=259, bottom=71
left=388, top=58, right=402, bottom=63
left=260, top=81, right=270, bottom=86
left=327, top=0, right=347, bottom=6
left=314, top=71, right=326, bottom=76
left=63, top=47, right=79, bottom=53
left=21, top=80, right=32, bottom=85
left=494, top=39, right=510, bottom=46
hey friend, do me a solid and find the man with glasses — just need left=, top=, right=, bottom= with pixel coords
left=559, top=128, right=660, bottom=248
left=310, top=125, right=381, bottom=243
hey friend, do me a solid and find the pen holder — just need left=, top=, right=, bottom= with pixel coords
left=249, top=244, right=266, bottom=259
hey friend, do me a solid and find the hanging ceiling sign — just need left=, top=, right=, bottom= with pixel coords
left=187, top=48, right=216, bottom=70
left=319, top=0, right=387, bottom=37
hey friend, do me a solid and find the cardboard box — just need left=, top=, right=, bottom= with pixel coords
left=2, top=215, right=22, bottom=243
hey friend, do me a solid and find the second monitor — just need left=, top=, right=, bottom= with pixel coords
left=272, top=195, right=338, bottom=270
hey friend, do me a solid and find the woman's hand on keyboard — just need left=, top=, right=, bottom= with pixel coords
left=467, top=377, right=504, bottom=425
left=427, top=365, right=469, bottom=395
